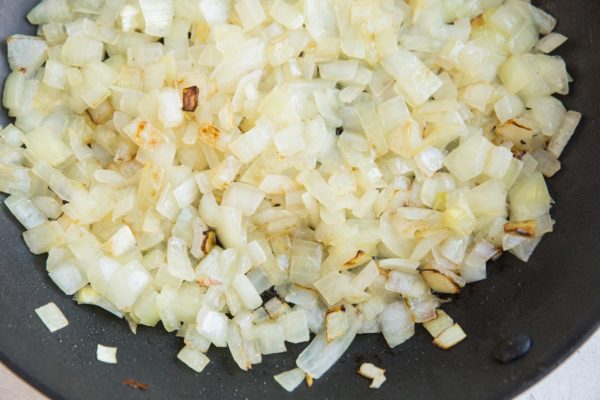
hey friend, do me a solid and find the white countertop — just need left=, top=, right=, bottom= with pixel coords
left=516, top=328, right=600, bottom=400
left=2, top=328, right=599, bottom=399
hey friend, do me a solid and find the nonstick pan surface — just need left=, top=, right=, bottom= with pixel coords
left=1, top=1, right=600, bottom=399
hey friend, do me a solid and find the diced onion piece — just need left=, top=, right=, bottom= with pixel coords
left=48, top=259, right=88, bottom=296
left=222, top=183, right=265, bottom=216
left=167, top=237, right=195, bottom=281
left=296, top=308, right=361, bottom=379
left=139, top=0, right=174, bottom=37
left=229, top=125, right=273, bottom=163
left=444, top=135, right=492, bottom=182
left=235, top=0, right=266, bottom=31
left=274, top=368, right=306, bottom=392
left=358, top=363, right=386, bottom=389
left=7, top=35, right=48, bottom=74
left=461, top=263, right=487, bottom=284
left=531, top=149, right=561, bottom=178
left=5, top=195, right=47, bottom=229
left=289, top=239, right=323, bottom=286
left=325, top=308, right=349, bottom=342
left=381, top=49, right=443, bottom=106
left=254, top=322, right=287, bottom=355
left=103, top=225, right=136, bottom=257
left=232, top=274, right=263, bottom=310
left=177, top=345, right=210, bottom=373
left=421, top=270, right=460, bottom=294
left=23, top=221, right=64, bottom=255
left=351, top=261, right=379, bottom=292
left=378, top=301, right=414, bottom=348
left=35, top=302, right=69, bottom=333
left=60, top=36, right=104, bottom=67
left=485, top=146, right=514, bottom=179
left=75, top=286, right=123, bottom=318
left=423, top=309, right=454, bottom=338
left=96, top=344, right=118, bottom=364
left=535, top=33, right=568, bottom=54
left=270, top=0, right=304, bottom=30
left=314, top=272, right=353, bottom=306
left=158, top=89, right=183, bottom=128
left=464, top=240, right=498, bottom=268
left=196, top=306, right=229, bottom=347
left=494, top=94, right=525, bottom=123
left=385, top=271, right=429, bottom=297
left=432, top=323, right=467, bottom=350
left=106, top=261, right=152, bottom=310
left=279, top=310, right=310, bottom=344
left=264, top=297, right=290, bottom=319
left=547, top=111, right=582, bottom=158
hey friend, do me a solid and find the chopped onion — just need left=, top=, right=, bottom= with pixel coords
left=279, top=309, right=310, bottom=344
left=296, top=307, right=361, bottom=379
left=196, top=306, right=229, bottom=347
left=326, top=308, right=349, bottom=342
left=7, top=35, right=48, bottom=75
left=35, top=302, right=69, bottom=333
left=5, top=195, right=47, bottom=229
left=138, top=0, right=173, bottom=37
left=432, top=323, right=467, bottom=350
left=423, top=310, right=454, bottom=338
left=232, top=274, right=263, bottom=310
left=177, top=345, right=210, bottom=373
left=274, top=368, right=306, bottom=392
left=378, top=301, right=414, bottom=348
left=253, top=322, right=286, bottom=355
left=314, top=272, right=353, bottom=306
left=535, top=33, right=568, bottom=54
left=103, top=225, right=136, bottom=257
left=96, top=344, right=117, bottom=364
left=0, top=0, right=579, bottom=390
left=548, top=111, right=582, bottom=158
left=358, top=363, right=386, bottom=389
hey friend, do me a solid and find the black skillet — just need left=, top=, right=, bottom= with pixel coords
left=1, top=1, right=600, bottom=399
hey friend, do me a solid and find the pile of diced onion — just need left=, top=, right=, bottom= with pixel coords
left=0, top=0, right=581, bottom=392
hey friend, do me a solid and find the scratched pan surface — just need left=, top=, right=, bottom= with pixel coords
left=1, top=1, right=600, bottom=399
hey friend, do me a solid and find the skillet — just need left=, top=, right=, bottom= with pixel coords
left=1, top=0, right=600, bottom=399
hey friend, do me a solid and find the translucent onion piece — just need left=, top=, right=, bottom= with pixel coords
left=274, top=368, right=306, bottom=392
left=296, top=308, right=362, bottom=379
left=358, top=363, right=386, bottom=389
left=177, top=345, right=210, bottom=373
left=35, top=302, right=69, bottom=333
left=96, top=344, right=118, bottom=364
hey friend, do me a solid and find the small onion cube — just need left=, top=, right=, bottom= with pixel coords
left=358, top=363, right=386, bottom=389
left=103, top=225, right=136, bottom=257
left=314, top=272, right=352, bottom=306
left=96, top=344, right=117, bottom=364
left=138, top=0, right=174, bottom=37
left=35, top=302, right=69, bottom=333
left=274, top=368, right=306, bottom=392
left=378, top=301, right=414, bottom=348
left=196, top=306, right=229, bottom=347
left=253, top=322, right=286, bottom=355
left=423, top=310, right=454, bottom=338
left=232, top=274, right=263, bottom=310
left=177, top=345, right=210, bottom=373
left=7, top=34, right=48, bottom=74
left=279, top=309, right=310, bottom=344
left=5, top=195, right=47, bottom=229
left=432, top=323, right=467, bottom=350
